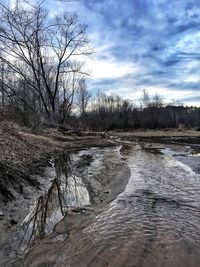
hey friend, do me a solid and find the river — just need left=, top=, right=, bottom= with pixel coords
left=3, top=141, right=200, bottom=267
left=79, top=144, right=200, bottom=267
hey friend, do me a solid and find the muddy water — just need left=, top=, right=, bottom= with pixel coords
left=4, top=144, right=200, bottom=267
left=80, top=145, right=200, bottom=266
left=17, top=152, right=92, bottom=255
left=2, top=147, right=126, bottom=266
left=44, top=144, right=200, bottom=267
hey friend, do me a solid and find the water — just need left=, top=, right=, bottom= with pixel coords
left=4, top=144, right=200, bottom=266
left=14, top=147, right=120, bottom=257
left=7, top=152, right=92, bottom=259
left=76, top=144, right=200, bottom=267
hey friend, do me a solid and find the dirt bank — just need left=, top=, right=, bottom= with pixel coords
left=111, top=129, right=200, bottom=138
left=111, top=129, right=200, bottom=147
left=0, top=120, right=117, bottom=266
left=0, top=121, right=113, bottom=204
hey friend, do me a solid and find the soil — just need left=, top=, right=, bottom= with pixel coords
left=111, top=129, right=200, bottom=138
left=111, top=130, right=200, bottom=155
left=0, top=120, right=113, bottom=204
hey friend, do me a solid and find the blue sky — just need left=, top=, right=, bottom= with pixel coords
left=47, top=0, right=200, bottom=106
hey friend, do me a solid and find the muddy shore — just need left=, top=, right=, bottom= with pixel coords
left=2, top=147, right=131, bottom=267
left=0, top=121, right=114, bottom=203
left=0, top=121, right=116, bottom=266
left=0, top=121, right=131, bottom=266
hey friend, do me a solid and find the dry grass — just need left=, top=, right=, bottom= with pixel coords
left=111, top=129, right=200, bottom=138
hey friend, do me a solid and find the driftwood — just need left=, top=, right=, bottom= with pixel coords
left=52, top=124, right=82, bottom=136
left=35, top=121, right=83, bottom=136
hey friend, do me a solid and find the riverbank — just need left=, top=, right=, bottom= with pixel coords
left=0, top=120, right=130, bottom=266
left=111, top=129, right=200, bottom=141
left=0, top=120, right=113, bottom=204
left=1, top=123, right=200, bottom=207
left=111, top=129, right=200, bottom=150
left=111, top=129, right=200, bottom=137
left=1, top=123, right=200, bottom=208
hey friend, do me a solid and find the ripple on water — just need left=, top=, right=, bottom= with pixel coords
left=84, top=145, right=200, bottom=265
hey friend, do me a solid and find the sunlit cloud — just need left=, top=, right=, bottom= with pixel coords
left=87, top=59, right=142, bottom=80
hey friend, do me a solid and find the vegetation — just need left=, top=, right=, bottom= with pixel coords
left=84, top=91, right=200, bottom=131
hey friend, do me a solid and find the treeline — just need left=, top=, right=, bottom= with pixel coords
left=83, top=92, right=200, bottom=130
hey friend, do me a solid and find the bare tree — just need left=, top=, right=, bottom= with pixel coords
left=140, top=89, right=150, bottom=108
left=0, top=59, right=6, bottom=110
left=0, top=0, right=91, bottom=123
left=150, top=92, right=164, bottom=108
left=78, top=78, right=90, bottom=116
left=77, top=78, right=90, bottom=128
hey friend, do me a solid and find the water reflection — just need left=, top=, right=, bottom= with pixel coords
left=18, top=153, right=90, bottom=253
left=10, top=144, right=200, bottom=267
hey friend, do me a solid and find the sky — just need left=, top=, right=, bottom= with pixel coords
left=48, top=1, right=200, bottom=105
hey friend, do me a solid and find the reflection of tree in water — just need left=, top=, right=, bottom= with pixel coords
left=18, top=153, right=87, bottom=253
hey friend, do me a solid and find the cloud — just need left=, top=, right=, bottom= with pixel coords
left=86, top=58, right=142, bottom=80
left=45, top=0, right=200, bottom=106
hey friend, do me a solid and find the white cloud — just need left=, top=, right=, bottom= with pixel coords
left=86, top=58, right=142, bottom=79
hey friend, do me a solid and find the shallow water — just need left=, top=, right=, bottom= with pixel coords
left=17, top=152, right=92, bottom=254
left=3, top=143, right=200, bottom=267
left=79, top=144, right=200, bottom=267
left=2, top=147, right=121, bottom=265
